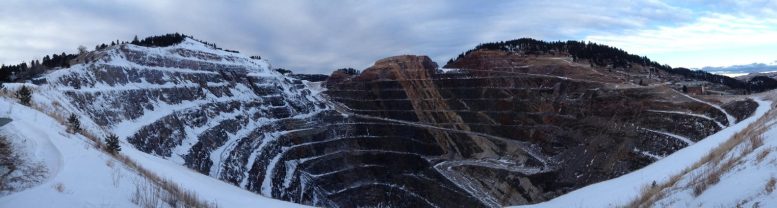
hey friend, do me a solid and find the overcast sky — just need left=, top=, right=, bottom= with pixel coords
left=2, top=0, right=777, bottom=74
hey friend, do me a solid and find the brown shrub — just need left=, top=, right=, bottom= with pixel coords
left=750, top=135, right=765, bottom=152
left=757, top=149, right=771, bottom=162
left=54, top=183, right=65, bottom=193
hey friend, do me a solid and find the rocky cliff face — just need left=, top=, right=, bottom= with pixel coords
left=33, top=39, right=757, bottom=208
left=324, top=52, right=756, bottom=207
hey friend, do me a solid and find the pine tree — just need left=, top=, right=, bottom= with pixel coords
left=105, top=133, right=121, bottom=154
left=67, top=113, right=81, bottom=133
left=16, top=86, right=31, bottom=106
left=132, top=35, right=139, bottom=44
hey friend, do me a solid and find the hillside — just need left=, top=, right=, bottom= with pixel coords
left=448, top=38, right=777, bottom=93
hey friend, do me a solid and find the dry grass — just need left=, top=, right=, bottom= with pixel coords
left=117, top=153, right=217, bottom=208
left=766, top=177, right=776, bottom=194
left=0, top=85, right=31, bottom=102
left=691, top=134, right=765, bottom=196
left=628, top=104, right=777, bottom=207
left=691, top=157, right=736, bottom=196
left=130, top=177, right=217, bottom=208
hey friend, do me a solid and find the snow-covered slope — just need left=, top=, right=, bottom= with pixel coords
left=514, top=95, right=774, bottom=208
left=0, top=38, right=322, bottom=207
left=0, top=97, right=307, bottom=207
left=645, top=95, right=777, bottom=207
left=33, top=37, right=328, bottom=192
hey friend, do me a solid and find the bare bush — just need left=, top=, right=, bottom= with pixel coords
left=131, top=179, right=162, bottom=208
left=750, top=135, right=765, bottom=152
left=53, top=183, right=65, bottom=193
left=111, top=164, right=122, bottom=187
left=692, top=158, right=734, bottom=196
left=766, top=177, right=776, bottom=194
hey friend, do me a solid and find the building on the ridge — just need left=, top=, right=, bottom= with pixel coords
left=676, top=81, right=706, bottom=95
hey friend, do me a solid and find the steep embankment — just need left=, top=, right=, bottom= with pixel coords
left=1, top=39, right=323, bottom=207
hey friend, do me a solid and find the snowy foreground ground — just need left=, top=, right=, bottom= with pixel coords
left=518, top=97, right=775, bottom=208
left=0, top=98, right=308, bottom=207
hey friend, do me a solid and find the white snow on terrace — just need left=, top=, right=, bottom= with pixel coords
left=257, top=110, right=332, bottom=196
left=675, top=90, right=737, bottom=126
left=646, top=109, right=726, bottom=128
left=515, top=97, right=772, bottom=208
left=304, top=81, right=325, bottom=97
left=124, top=38, right=273, bottom=74
left=111, top=82, right=261, bottom=140
left=120, top=132, right=311, bottom=208
left=66, top=81, right=229, bottom=93
left=640, top=128, right=695, bottom=145
left=208, top=114, right=272, bottom=177
left=42, top=37, right=277, bottom=86
left=44, top=61, right=220, bottom=87
left=633, top=148, right=664, bottom=160
left=170, top=107, right=246, bottom=164
left=326, top=96, right=555, bottom=172
left=434, top=158, right=546, bottom=208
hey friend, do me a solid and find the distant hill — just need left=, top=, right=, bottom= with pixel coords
left=447, top=38, right=777, bottom=93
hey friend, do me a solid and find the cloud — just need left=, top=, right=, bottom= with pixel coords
left=585, top=12, right=777, bottom=68
left=700, top=62, right=777, bottom=75
left=0, top=0, right=767, bottom=74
